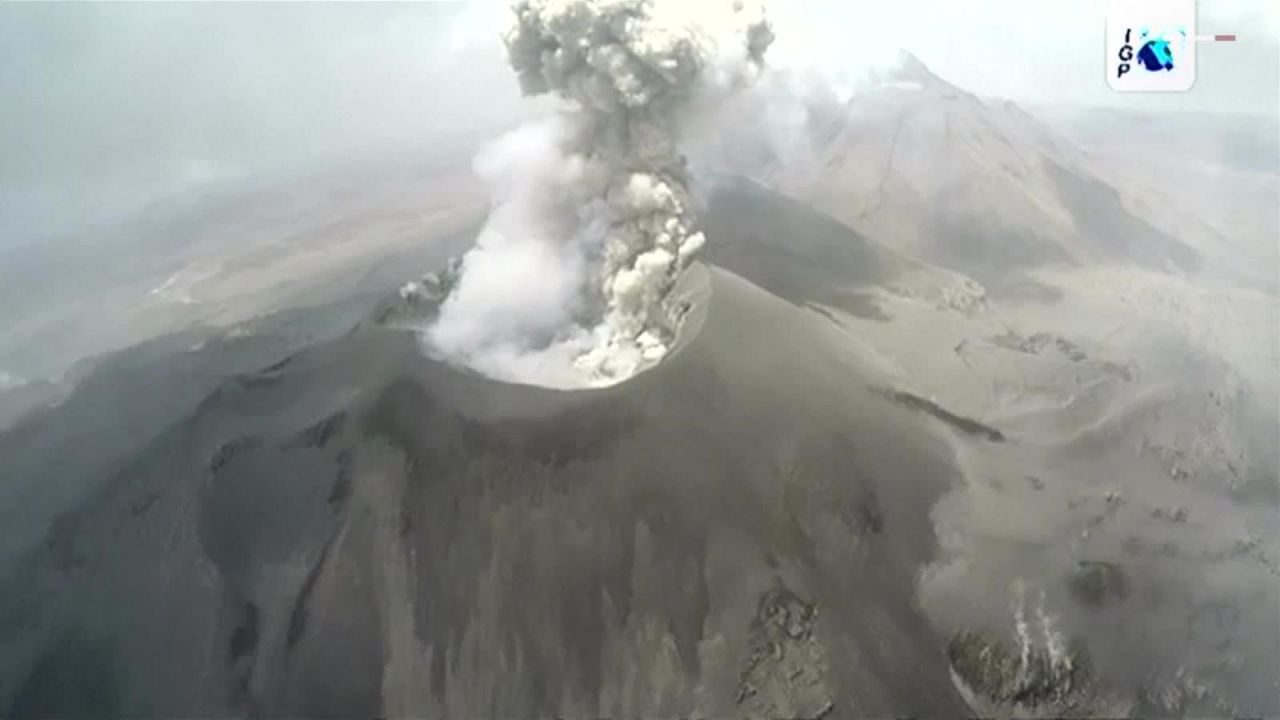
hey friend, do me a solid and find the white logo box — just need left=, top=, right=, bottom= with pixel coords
left=1106, top=0, right=1197, bottom=92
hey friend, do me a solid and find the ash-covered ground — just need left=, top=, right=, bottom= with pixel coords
left=2, top=176, right=1276, bottom=717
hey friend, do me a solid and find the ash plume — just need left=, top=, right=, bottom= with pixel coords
left=424, top=0, right=774, bottom=388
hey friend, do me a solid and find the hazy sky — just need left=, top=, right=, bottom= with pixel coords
left=1, top=1, right=1275, bottom=244
left=0, top=3, right=525, bottom=243
left=767, top=0, right=1279, bottom=113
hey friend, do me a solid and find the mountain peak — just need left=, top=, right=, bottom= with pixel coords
left=886, top=50, right=940, bottom=85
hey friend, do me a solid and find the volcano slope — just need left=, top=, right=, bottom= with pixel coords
left=0, top=184, right=977, bottom=717
left=3, top=179, right=1275, bottom=718
left=766, top=53, right=1201, bottom=298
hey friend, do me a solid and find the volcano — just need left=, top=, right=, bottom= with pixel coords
left=0, top=181, right=996, bottom=717
left=9, top=156, right=1280, bottom=720
left=2, top=40, right=1277, bottom=720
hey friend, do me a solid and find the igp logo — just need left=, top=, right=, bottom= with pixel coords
left=1107, top=0, right=1197, bottom=92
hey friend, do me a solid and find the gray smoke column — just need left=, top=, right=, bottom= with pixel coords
left=425, top=0, right=774, bottom=388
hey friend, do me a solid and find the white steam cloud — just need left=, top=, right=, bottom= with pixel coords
left=423, top=0, right=774, bottom=388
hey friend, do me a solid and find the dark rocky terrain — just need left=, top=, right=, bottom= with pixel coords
left=1, top=105, right=1275, bottom=719
left=0, top=185, right=985, bottom=717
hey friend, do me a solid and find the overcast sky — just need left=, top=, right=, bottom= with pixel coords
left=1, top=1, right=1275, bottom=244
